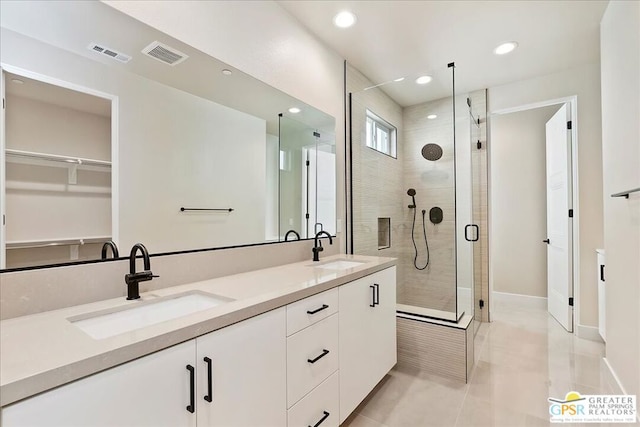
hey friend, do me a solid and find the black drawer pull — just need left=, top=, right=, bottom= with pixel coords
left=373, top=283, right=380, bottom=306
left=309, top=411, right=330, bottom=427
left=204, top=357, right=213, bottom=403
left=307, top=349, right=330, bottom=364
left=186, top=365, right=195, bottom=414
left=600, top=264, right=605, bottom=282
left=307, top=304, right=329, bottom=315
left=370, top=285, right=376, bottom=307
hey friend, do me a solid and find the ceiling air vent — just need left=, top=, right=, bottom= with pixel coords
left=87, top=43, right=131, bottom=63
left=142, top=41, right=188, bottom=66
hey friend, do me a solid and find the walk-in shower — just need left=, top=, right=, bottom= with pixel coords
left=347, top=62, right=488, bottom=325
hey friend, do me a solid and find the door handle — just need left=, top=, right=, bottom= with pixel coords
left=543, top=239, right=550, bottom=244
left=203, top=357, right=213, bottom=403
left=600, top=264, right=605, bottom=282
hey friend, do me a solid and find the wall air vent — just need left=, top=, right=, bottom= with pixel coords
left=142, top=41, right=188, bottom=66
left=87, top=43, right=131, bottom=63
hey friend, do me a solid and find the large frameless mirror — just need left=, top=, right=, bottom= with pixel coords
left=0, top=0, right=336, bottom=270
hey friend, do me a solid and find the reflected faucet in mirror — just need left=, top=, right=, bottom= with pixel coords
left=100, top=241, right=119, bottom=260
left=284, top=230, right=300, bottom=241
left=312, top=231, right=333, bottom=262
left=124, top=243, right=158, bottom=300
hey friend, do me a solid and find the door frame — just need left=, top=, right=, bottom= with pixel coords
left=0, top=63, right=119, bottom=269
left=488, top=95, right=579, bottom=329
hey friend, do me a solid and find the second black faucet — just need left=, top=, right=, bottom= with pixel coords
left=124, top=243, right=158, bottom=300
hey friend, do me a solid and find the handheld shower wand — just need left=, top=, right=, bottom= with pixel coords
left=406, top=188, right=430, bottom=270
left=407, top=188, right=417, bottom=209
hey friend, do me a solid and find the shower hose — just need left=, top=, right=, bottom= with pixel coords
left=410, top=208, right=430, bottom=270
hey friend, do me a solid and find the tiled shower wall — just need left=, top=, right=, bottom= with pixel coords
left=400, top=99, right=457, bottom=312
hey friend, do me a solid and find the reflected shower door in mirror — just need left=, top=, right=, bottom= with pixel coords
left=0, top=1, right=336, bottom=270
left=279, top=115, right=336, bottom=240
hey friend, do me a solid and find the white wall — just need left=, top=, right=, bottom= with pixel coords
left=489, top=62, right=603, bottom=328
left=600, top=0, right=640, bottom=398
left=103, top=0, right=346, bottom=246
left=491, top=105, right=560, bottom=297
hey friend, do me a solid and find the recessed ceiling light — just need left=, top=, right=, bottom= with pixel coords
left=221, top=69, right=232, bottom=75
left=416, top=75, right=432, bottom=85
left=494, top=41, right=518, bottom=55
left=427, top=114, right=437, bottom=120
left=11, top=78, right=24, bottom=84
left=288, top=107, right=301, bottom=114
left=394, top=77, right=405, bottom=82
left=333, top=11, right=356, bottom=28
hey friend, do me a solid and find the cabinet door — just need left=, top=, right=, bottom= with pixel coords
left=196, top=307, right=287, bottom=427
left=2, top=341, right=196, bottom=427
left=339, top=267, right=396, bottom=423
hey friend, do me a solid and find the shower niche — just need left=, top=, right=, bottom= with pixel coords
left=346, top=62, right=488, bottom=328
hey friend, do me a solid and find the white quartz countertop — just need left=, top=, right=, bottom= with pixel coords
left=0, top=254, right=396, bottom=406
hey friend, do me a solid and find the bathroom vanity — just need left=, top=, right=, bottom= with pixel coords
left=0, top=255, right=396, bottom=426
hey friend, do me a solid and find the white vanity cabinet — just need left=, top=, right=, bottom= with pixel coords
left=1, top=308, right=286, bottom=427
left=2, top=340, right=197, bottom=427
left=195, top=307, right=286, bottom=427
left=286, top=288, right=340, bottom=427
left=339, top=266, right=397, bottom=423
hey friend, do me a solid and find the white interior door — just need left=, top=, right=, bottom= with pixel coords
left=545, top=103, right=573, bottom=332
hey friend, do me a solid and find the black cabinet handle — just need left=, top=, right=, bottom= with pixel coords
left=373, top=283, right=380, bottom=306
left=600, top=264, right=605, bottom=282
left=186, top=365, right=195, bottom=414
left=307, top=304, right=329, bottom=315
left=307, top=349, right=330, bottom=364
left=543, top=239, right=550, bottom=244
left=308, top=411, right=330, bottom=427
left=204, top=357, right=213, bottom=403
left=369, top=285, right=376, bottom=307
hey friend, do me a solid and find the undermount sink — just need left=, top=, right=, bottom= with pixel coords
left=314, top=260, right=365, bottom=270
left=70, top=291, right=234, bottom=339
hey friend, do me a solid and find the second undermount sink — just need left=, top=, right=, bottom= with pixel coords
left=69, top=291, right=234, bottom=339
left=314, top=259, right=365, bottom=270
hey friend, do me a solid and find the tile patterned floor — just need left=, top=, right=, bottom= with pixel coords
left=343, top=302, right=621, bottom=426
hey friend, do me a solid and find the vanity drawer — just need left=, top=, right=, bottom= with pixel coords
left=287, top=288, right=338, bottom=336
left=287, top=313, right=339, bottom=407
left=287, top=371, right=339, bottom=427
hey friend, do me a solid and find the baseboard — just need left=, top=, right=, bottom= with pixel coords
left=491, top=291, right=547, bottom=309
left=603, top=358, right=627, bottom=394
left=575, top=324, right=604, bottom=343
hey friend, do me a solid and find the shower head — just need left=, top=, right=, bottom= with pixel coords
left=422, top=143, right=443, bottom=161
left=407, top=188, right=417, bottom=209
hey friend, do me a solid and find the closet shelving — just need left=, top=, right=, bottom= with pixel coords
left=6, top=149, right=111, bottom=185
left=6, top=236, right=112, bottom=250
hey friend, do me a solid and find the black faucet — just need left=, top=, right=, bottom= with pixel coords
left=312, top=231, right=333, bottom=262
left=124, top=243, right=158, bottom=300
left=101, top=240, right=119, bottom=260
left=284, top=229, right=300, bottom=241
